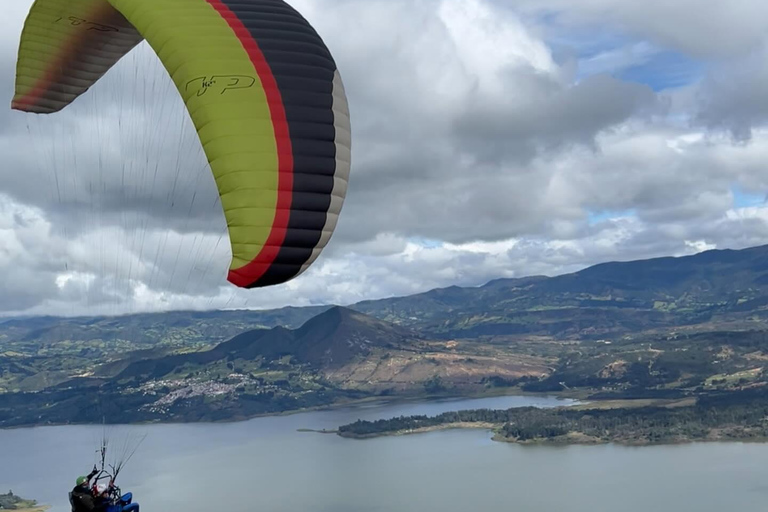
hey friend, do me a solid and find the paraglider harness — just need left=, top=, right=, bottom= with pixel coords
left=70, top=431, right=142, bottom=512
left=89, top=472, right=135, bottom=512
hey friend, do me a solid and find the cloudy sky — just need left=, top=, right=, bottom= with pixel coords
left=1, top=0, right=768, bottom=317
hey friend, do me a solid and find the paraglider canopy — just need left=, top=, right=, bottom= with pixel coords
left=12, top=0, right=352, bottom=289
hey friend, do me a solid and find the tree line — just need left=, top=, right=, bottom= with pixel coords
left=338, top=388, right=768, bottom=443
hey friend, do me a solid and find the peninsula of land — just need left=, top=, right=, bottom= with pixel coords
left=0, top=491, right=48, bottom=512
left=337, top=390, right=768, bottom=446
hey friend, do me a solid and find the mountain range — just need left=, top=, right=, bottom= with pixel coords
left=353, top=243, right=768, bottom=337
left=3, top=244, right=768, bottom=427
left=4, top=243, right=767, bottom=346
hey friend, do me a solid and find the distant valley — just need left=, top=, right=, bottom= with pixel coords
left=2, top=244, right=768, bottom=428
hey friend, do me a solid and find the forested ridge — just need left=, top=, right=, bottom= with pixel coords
left=338, top=389, right=768, bottom=444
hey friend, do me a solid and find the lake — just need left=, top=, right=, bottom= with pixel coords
left=4, top=394, right=768, bottom=512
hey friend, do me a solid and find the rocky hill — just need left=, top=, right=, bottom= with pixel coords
left=117, top=306, right=423, bottom=381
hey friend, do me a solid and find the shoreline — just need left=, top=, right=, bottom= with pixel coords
left=338, top=422, right=501, bottom=439
left=338, top=421, right=768, bottom=447
left=0, top=387, right=575, bottom=431
left=6, top=387, right=768, bottom=448
left=332, top=395, right=768, bottom=447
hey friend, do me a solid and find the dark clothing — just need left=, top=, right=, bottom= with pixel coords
left=70, top=487, right=112, bottom=512
left=70, top=486, right=97, bottom=512
left=70, top=468, right=102, bottom=512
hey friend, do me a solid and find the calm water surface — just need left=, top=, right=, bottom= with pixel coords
left=4, top=394, right=768, bottom=512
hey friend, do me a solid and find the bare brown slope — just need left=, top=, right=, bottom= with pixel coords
left=116, top=307, right=419, bottom=380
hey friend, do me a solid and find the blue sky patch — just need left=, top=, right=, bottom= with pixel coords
left=732, top=186, right=767, bottom=208
left=614, top=50, right=706, bottom=91
left=539, top=15, right=706, bottom=92
left=588, top=209, right=637, bottom=225
left=409, top=237, right=444, bottom=249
